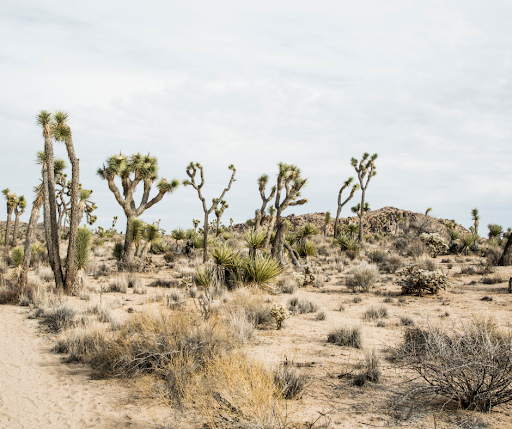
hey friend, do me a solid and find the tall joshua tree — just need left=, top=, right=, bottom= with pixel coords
left=333, top=177, right=359, bottom=238
left=351, top=202, right=371, bottom=235
left=214, top=200, right=228, bottom=236
left=37, top=110, right=82, bottom=291
left=270, top=163, right=308, bottom=263
left=254, top=174, right=276, bottom=231
left=12, top=195, right=27, bottom=247
left=184, top=163, right=236, bottom=262
left=471, top=208, right=480, bottom=236
left=2, top=189, right=17, bottom=253
left=351, top=153, right=377, bottom=242
left=97, top=153, right=180, bottom=267
left=264, top=205, right=276, bottom=249
left=19, top=156, right=66, bottom=287
left=77, top=188, right=97, bottom=226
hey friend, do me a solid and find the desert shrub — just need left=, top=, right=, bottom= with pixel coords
left=353, top=349, right=380, bottom=386
left=39, top=267, right=54, bottom=283
left=315, top=309, right=327, bottom=321
left=274, top=366, right=309, bottom=400
left=327, top=325, right=362, bottom=348
left=419, top=233, right=448, bottom=257
left=223, top=289, right=272, bottom=328
left=368, top=249, right=387, bottom=263
left=112, top=242, right=123, bottom=261
left=393, top=237, right=409, bottom=254
left=166, top=289, right=186, bottom=310
left=381, top=254, right=403, bottom=273
left=363, top=305, right=388, bottom=320
left=279, top=278, right=297, bottom=294
left=397, top=265, right=450, bottom=295
left=269, top=303, right=291, bottom=330
left=482, top=274, right=504, bottom=285
left=383, top=296, right=394, bottom=303
left=288, top=296, right=318, bottom=314
left=460, top=265, right=476, bottom=275
left=407, top=240, right=426, bottom=258
left=485, top=246, right=503, bottom=267
left=415, top=255, right=438, bottom=271
left=353, top=295, right=362, bottom=303
left=107, top=276, right=128, bottom=293
left=345, top=262, right=379, bottom=292
left=400, top=315, right=415, bottom=326
left=36, top=305, right=77, bottom=332
left=396, top=320, right=512, bottom=411
left=163, top=250, right=176, bottom=263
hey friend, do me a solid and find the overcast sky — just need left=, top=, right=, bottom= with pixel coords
left=1, top=0, right=511, bottom=234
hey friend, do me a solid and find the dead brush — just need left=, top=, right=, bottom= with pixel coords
left=287, top=296, right=318, bottom=314
left=327, top=324, right=363, bottom=348
left=353, top=348, right=381, bottom=386
left=362, top=305, right=388, bottom=320
left=223, top=289, right=272, bottom=328
left=35, top=304, right=77, bottom=332
left=273, top=366, right=309, bottom=399
left=393, top=318, right=512, bottom=411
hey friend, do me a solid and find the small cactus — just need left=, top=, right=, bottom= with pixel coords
left=269, top=303, right=291, bottom=330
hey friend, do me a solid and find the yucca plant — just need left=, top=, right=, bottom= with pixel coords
left=460, top=233, right=478, bottom=255
left=295, top=240, right=317, bottom=258
left=192, top=235, right=215, bottom=249
left=139, top=223, right=160, bottom=257
left=11, top=246, right=24, bottom=280
left=345, top=223, right=359, bottom=239
left=334, top=234, right=361, bottom=254
left=185, top=228, right=197, bottom=239
left=196, top=266, right=214, bottom=288
left=171, top=228, right=186, bottom=241
left=449, top=230, right=460, bottom=242
left=74, top=226, right=92, bottom=292
left=113, top=242, right=124, bottom=261
left=295, top=223, right=319, bottom=242
left=221, top=232, right=233, bottom=241
left=244, top=229, right=267, bottom=257
left=244, top=254, right=283, bottom=289
left=488, top=224, right=503, bottom=240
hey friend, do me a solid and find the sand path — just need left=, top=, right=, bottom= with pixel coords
left=0, top=305, right=150, bottom=429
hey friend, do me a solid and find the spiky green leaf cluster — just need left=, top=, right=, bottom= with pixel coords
left=243, top=230, right=267, bottom=251
left=210, top=242, right=236, bottom=266
left=113, top=242, right=124, bottom=261
left=11, top=246, right=24, bottom=267
left=334, top=234, right=361, bottom=253
left=75, top=226, right=92, bottom=270
left=295, top=240, right=317, bottom=257
left=244, top=254, right=283, bottom=286
left=172, top=228, right=186, bottom=241
left=128, top=218, right=144, bottom=243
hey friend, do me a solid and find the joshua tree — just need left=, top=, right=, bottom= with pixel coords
left=2, top=189, right=17, bottom=253
left=351, top=202, right=370, bottom=237
left=97, top=153, right=180, bottom=267
left=254, top=174, right=276, bottom=231
left=214, top=200, right=229, bottom=236
left=12, top=195, right=27, bottom=247
left=77, top=188, right=97, bottom=226
left=499, top=233, right=512, bottom=266
left=333, top=177, right=359, bottom=238
left=425, top=207, right=432, bottom=216
left=270, top=163, right=308, bottom=263
left=351, top=153, right=377, bottom=242
left=488, top=224, right=503, bottom=241
left=471, top=208, right=480, bottom=236
left=323, top=211, right=331, bottom=236
left=193, top=219, right=201, bottom=233
left=112, top=216, right=118, bottom=230
left=184, top=163, right=236, bottom=262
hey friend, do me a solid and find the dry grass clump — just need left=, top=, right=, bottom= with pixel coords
left=287, top=296, right=318, bottom=314
left=481, top=274, right=504, bottom=285
left=223, top=289, right=272, bottom=328
left=165, top=288, right=186, bottom=310
left=345, top=262, right=379, bottom=292
left=414, top=255, right=438, bottom=271
left=56, top=307, right=291, bottom=427
left=362, top=305, right=388, bottom=320
left=107, top=276, right=128, bottom=293
left=35, top=304, right=77, bottom=332
left=395, top=319, right=512, bottom=411
left=367, top=249, right=387, bottom=263
left=273, top=366, right=309, bottom=400
left=353, top=349, right=381, bottom=386
left=381, top=254, right=403, bottom=273
left=38, top=267, right=54, bottom=283
left=327, top=324, right=363, bottom=348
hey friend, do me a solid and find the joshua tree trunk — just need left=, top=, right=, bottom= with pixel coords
left=264, top=215, right=276, bottom=249
left=499, top=236, right=512, bottom=266
left=41, top=162, right=58, bottom=280
left=62, top=136, right=80, bottom=292
left=358, top=189, right=365, bottom=242
left=4, top=207, right=13, bottom=253
left=12, top=210, right=24, bottom=247
left=44, top=134, right=64, bottom=288
left=333, top=179, right=358, bottom=238
left=203, top=213, right=209, bottom=261
left=273, top=218, right=286, bottom=263
left=19, top=197, right=43, bottom=287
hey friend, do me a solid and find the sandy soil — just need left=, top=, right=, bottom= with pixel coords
left=0, top=305, right=152, bottom=429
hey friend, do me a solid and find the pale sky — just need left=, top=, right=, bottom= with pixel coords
left=1, top=0, right=511, bottom=234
